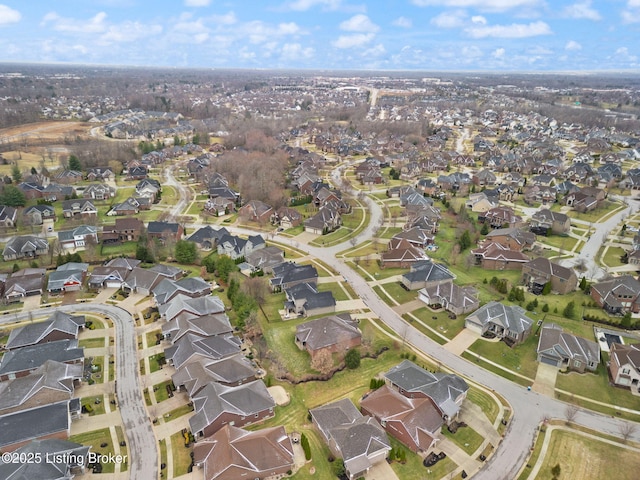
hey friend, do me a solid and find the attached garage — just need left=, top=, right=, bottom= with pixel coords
left=538, top=354, right=560, bottom=367
left=465, top=318, right=484, bottom=335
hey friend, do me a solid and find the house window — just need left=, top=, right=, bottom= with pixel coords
left=574, top=360, right=581, bottom=368
left=623, top=368, right=630, bottom=374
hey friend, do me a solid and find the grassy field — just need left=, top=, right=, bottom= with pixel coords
left=373, top=283, right=417, bottom=306
left=81, top=396, right=106, bottom=416
left=317, top=282, right=351, bottom=301
left=389, top=437, right=457, bottom=480
left=571, top=200, right=623, bottom=223
left=539, top=234, right=579, bottom=252
left=153, top=380, right=175, bottom=403
left=517, top=428, right=546, bottom=480
left=602, top=246, right=627, bottom=267
left=534, top=429, right=638, bottom=480
left=358, top=261, right=407, bottom=280
left=467, top=387, right=500, bottom=424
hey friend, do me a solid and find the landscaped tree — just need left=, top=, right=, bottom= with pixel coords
left=300, top=433, right=311, bottom=460
left=541, top=282, right=552, bottom=295
left=563, top=301, right=576, bottom=319
left=11, top=164, right=21, bottom=183
left=458, top=230, right=472, bottom=251
left=579, top=276, right=588, bottom=292
left=480, top=222, right=490, bottom=235
left=622, top=311, right=632, bottom=329
left=345, top=348, right=361, bottom=369
left=551, top=463, right=561, bottom=480
left=174, top=240, right=197, bottom=264
left=68, top=154, right=82, bottom=171
left=331, top=458, right=345, bottom=479
left=542, top=303, right=549, bottom=312
left=0, top=185, right=26, bottom=206
left=215, top=256, right=237, bottom=283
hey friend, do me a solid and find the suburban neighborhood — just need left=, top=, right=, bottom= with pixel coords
left=0, top=66, right=639, bottom=480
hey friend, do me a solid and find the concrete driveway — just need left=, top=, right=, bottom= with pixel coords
left=445, top=328, right=481, bottom=355
left=532, top=363, right=558, bottom=396
left=21, top=294, right=41, bottom=312
left=365, top=460, right=399, bottom=480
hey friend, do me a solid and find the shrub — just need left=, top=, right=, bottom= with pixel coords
left=300, top=433, right=311, bottom=461
left=345, top=349, right=361, bottom=369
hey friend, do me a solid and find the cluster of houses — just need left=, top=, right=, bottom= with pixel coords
left=0, top=311, right=86, bottom=455
left=309, top=360, right=469, bottom=479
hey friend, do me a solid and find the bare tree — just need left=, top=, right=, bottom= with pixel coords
left=564, top=404, right=579, bottom=424
left=619, top=422, right=637, bottom=441
left=241, top=277, right=269, bottom=307
left=310, top=349, right=333, bottom=375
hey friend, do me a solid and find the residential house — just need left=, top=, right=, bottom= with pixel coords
left=401, top=260, right=455, bottom=291
left=465, top=301, right=533, bottom=344
left=160, top=294, right=226, bottom=323
left=203, top=197, right=236, bottom=216
left=360, top=384, right=443, bottom=453
left=192, top=425, right=294, bottom=480
left=55, top=169, right=83, bottom=184
left=295, top=313, right=361, bottom=357
left=6, top=311, right=85, bottom=350
left=83, top=183, right=115, bottom=200
left=383, top=360, right=468, bottom=424
left=0, top=339, right=84, bottom=382
left=42, top=183, right=74, bottom=202
left=4, top=268, right=46, bottom=302
left=529, top=209, right=571, bottom=235
left=107, top=197, right=140, bottom=216
left=189, top=380, right=275, bottom=438
left=238, top=200, right=274, bottom=224
left=165, top=333, right=241, bottom=369
left=2, top=235, right=49, bottom=261
left=87, top=266, right=131, bottom=290
left=135, top=178, right=161, bottom=200
left=147, top=221, right=183, bottom=243
left=0, top=205, right=17, bottom=228
left=416, top=178, right=439, bottom=196
left=47, top=263, right=89, bottom=294
left=216, top=234, right=265, bottom=260
left=380, top=239, right=428, bottom=269
left=590, top=275, right=640, bottom=314
left=537, top=324, right=600, bottom=373
left=522, top=257, right=578, bottom=295
left=114, top=217, right=144, bottom=242
left=310, top=398, right=391, bottom=480
left=57, top=226, right=98, bottom=250
left=245, top=246, right=285, bottom=274
left=471, top=242, right=530, bottom=271
left=61, top=199, right=97, bottom=219
left=121, top=267, right=169, bottom=296
left=465, top=192, right=500, bottom=213
left=187, top=226, right=229, bottom=251
left=85, top=166, right=114, bottom=181
left=22, top=205, right=55, bottom=226
left=127, top=165, right=148, bottom=180
left=392, top=227, right=434, bottom=249
left=609, top=343, right=640, bottom=393
left=162, top=312, right=233, bottom=344
left=304, top=206, right=341, bottom=235
left=0, top=402, right=72, bottom=452
left=284, top=283, right=336, bottom=318
left=271, top=207, right=303, bottom=229
left=479, top=207, right=522, bottom=229
left=418, top=282, right=479, bottom=316
left=152, top=276, right=211, bottom=306
left=172, top=354, right=256, bottom=395
left=484, top=227, right=536, bottom=252
left=0, top=438, right=90, bottom=479
left=270, top=262, right=318, bottom=292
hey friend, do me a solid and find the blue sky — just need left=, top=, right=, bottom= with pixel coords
left=0, top=0, right=638, bottom=71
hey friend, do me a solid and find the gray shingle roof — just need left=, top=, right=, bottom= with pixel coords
left=0, top=402, right=70, bottom=449
left=0, top=340, right=84, bottom=377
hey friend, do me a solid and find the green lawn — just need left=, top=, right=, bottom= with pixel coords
left=260, top=292, right=286, bottom=322
left=389, top=437, right=457, bottom=480
left=262, top=318, right=315, bottom=377
left=539, top=234, right=578, bottom=252
left=148, top=353, right=165, bottom=373
left=534, top=429, right=637, bottom=480
left=517, top=427, right=546, bottom=480
left=164, top=403, right=195, bottom=420
left=170, top=432, right=193, bottom=478
left=79, top=337, right=106, bottom=349
left=571, top=200, right=623, bottom=223
left=358, top=261, right=407, bottom=280
left=555, top=366, right=640, bottom=412
left=317, top=282, right=351, bottom=301
left=101, top=241, right=137, bottom=258
left=602, top=246, right=627, bottom=268
left=153, top=380, right=175, bottom=403
left=442, top=424, right=484, bottom=455
left=406, top=307, right=466, bottom=340
left=114, top=426, right=128, bottom=472
left=467, top=387, right=500, bottom=424
left=373, top=283, right=417, bottom=306
left=69, top=428, right=117, bottom=473
left=145, top=329, right=162, bottom=347
left=91, top=356, right=105, bottom=384
left=467, top=334, right=539, bottom=381
left=81, top=396, right=106, bottom=416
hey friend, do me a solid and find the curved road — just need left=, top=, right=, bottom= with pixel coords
left=186, top=164, right=640, bottom=479
left=165, top=163, right=190, bottom=219
left=5, top=304, right=157, bottom=480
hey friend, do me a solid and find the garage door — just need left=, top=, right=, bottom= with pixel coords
left=465, top=320, right=483, bottom=334
left=540, top=356, right=558, bottom=367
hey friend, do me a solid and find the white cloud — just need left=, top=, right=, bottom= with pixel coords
left=332, top=33, right=375, bottom=48
left=0, top=5, right=20, bottom=25
left=492, top=48, right=505, bottom=58
left=431, top=10, right=466, bottom=29
left=392, top=17, right=412, bottom=28
left=563, top=1, right=601, bottom=21
left=242, top=20, right=305, bottom=44
left=411, top=0, right=541, bottom=12
left=466, top=20, right=552, bottom=38
left=613, top=46, right=638, bottom=63
left=281, top=42, right=315, bottom=60
left=461, top=45, right=483, bottom=59
left=628, top=0, right=640, bottom=7
left=565, top=40, right=582, bottom=51
left=339, top=14, right=379, bottom=32
left=184, top=0, right=211, bottom=6
left=212, top=12, right=237, bottom=25
left=471, top=15, right=487, bottom=24
left=100, top=22, right=162, bottom=44
left=42, top=11, right=108, bottom=34
left=528, top=45, right=553, bottom=55
left=362, top=43, right=386, bottom=57
left=286, top=0, right=343, bottom=11
left=622, top=0, right=640, bottom=23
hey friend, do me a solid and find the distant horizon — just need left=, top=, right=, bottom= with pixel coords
left=0, top=1, right=639, bottom=72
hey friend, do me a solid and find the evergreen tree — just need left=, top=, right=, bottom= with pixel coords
left=563, top=301, right=576, bottom=319
left=11, top=164, right=21, bottom=183
left=345, top=349, right=361, bottom=369
left=542, top=282, right=552, bottom=295
left=68, top=155, right=82, bottom=171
